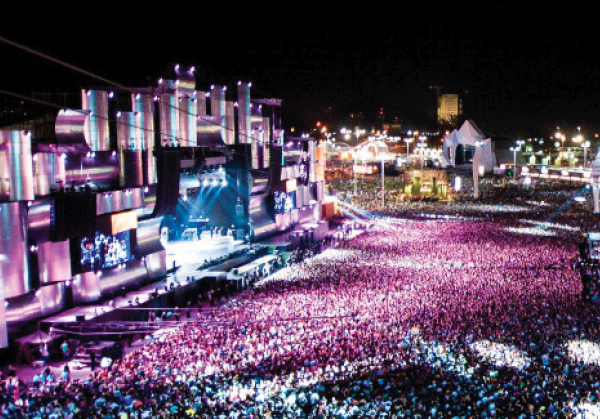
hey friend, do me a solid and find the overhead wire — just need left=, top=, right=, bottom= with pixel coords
left=0, top=35, right=283, bottom=150
left=0, top=87, right=207, bottom=154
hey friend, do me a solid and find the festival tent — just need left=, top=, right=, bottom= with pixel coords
left=441, top=120, right=496, bottom=173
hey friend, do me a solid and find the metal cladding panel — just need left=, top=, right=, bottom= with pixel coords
left=120, top=150, right=144, bottom=188
left=177, top=97, right=190, bottom=147
left=37, top=240, right=71, bottom=283
left=273, top=129, right=284, bottom=147
left=311, top=181, right=324, bottom=201
left=159, top=94, right=179, bottom=146
left=249, top=194, right=277, bottom=239
left=54, top=109, right=90, bottom=145
left=0, top=202, right=30, bottom=298
left=144, top=149, right=157, bottom=185
left=197, top=115, right=226, bottom=146
left=40, top=282, right=66, bottom=316
left=122, top=188, right=144, bottom=209
left=225, top=101, right=235, bottom=145
left=63, top=151, right=120, bottom=188
left=291, top=208, right=299, bottom=224
left=250, top=113, right=263, bottom=130
left=173, top=67, right=196, bottom=96
left=0, top=282, right=6, bottom=348
left=263, top=144, right=270, bottom=168
left=98, top=260, right=147, bottom=295
left=82, top=90, right=110, bottom=151
left=309, top=141, right=316, bottom=182
left=303, top=184, right=311, bottom=206
left=27, top=200, right=52, bottom=243
left=315, top=204, right=326, bottom=221
left=0, top=144, right=9, bottom=199
left=132, top=94, right=155, bottom=151
left=138, top=183, right=156, bottom=217
left=196, top=91, right=207, bottom=116
left=178, top=97, right=197, bottom=147
left=298, top=206, right=314, bottom=224
left=1, top=130, right=35, bottom=201
left=262, top=117, right=270, bottom=168
left=0, top=201, right=7, bottom=346
left=237, top=82, right=251, bottom=144
left=210, top=85, right=226, bottom=116
left=54, top=153, right=66, bottom=187
left=95, top=188, right=142, bottom=215
left=275, top=212, right=291, bottom=232
left=296, top=185, right=310, bottom=208
left=136, top=217, right=165, bottom=256
left=179, top=172, right=200, bottom=189
left=5, top=292, right=42, bottom=325
left=295, top=185, right=303, bottom=208
left=33, top=153, right=54, bottom=196
left=72, top=271, right=101, bottom=305
left=144, top=250, right=166, bottom=278
left=251, top=132, right=260, bottom=169
left=97, top=190, right=123, bottom=214
left=117, top=112, right=142, bottom=151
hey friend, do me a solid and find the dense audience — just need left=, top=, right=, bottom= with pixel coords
left=3, top=177, right=600, bottom=418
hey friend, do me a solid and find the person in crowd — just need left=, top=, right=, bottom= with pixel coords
left=4, top=177, right=600, bottom=418
left=60, top=339, right=69, bottom=361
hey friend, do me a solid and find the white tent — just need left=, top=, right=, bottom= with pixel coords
left=442, top=120, right=496, bottom=173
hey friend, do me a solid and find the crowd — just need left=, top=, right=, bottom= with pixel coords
left=4, top=177, right=600, bottom=417
left=331, top=172, right=599, bottom=236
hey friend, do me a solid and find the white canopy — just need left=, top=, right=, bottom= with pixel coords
left=441, top=120, right=495, bottom=173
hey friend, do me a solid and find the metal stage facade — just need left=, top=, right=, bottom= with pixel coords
left=0, top=64, right=332, bottom=352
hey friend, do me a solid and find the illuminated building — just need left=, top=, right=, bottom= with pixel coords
left=438, top=93, right=463, bottom=126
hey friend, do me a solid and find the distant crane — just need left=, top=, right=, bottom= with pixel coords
left=429, top=85, right=442, bottom=114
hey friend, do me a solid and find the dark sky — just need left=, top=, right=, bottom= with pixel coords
left=2, top=3, right=600, bottom=137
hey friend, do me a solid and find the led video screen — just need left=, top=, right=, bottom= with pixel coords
left=79, top=230, right=132, bottom=271
left=274, top=191, right=296, bottom=214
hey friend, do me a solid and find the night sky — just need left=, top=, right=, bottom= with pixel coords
left=2, top=3, right=600, bottom=138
